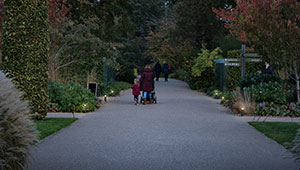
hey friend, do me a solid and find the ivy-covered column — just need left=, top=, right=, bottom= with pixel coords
left=2, top=0, right=50, bottom=119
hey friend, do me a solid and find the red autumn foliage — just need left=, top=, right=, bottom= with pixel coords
left=48, top=0, right=71, bottom=26
left=212, top=0, right=300, bottom=45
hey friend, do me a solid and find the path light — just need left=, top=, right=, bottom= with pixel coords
left=241, top=107, right=245, bottom=116
left=221, top=96, right=225, bottom=100
left=111, top=90, right=114, bottom=94
left=215, top=92, right=219, bottom=98
left=104, top=95, right=107, bottom=102
left=84, top=104, right=87, bottom=113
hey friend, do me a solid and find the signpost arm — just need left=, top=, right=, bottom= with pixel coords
left=241, top=44, right=246, bottom=78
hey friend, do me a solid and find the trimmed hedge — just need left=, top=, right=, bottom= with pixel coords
left=2, top=0, right=50, bottom=119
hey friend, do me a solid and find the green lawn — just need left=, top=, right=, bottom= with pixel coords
left=249, top=122, right=300, bottom=146
left=35, top=118, right=78, bottom=139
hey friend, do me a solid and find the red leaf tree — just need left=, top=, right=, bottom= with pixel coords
left=213, top=0, right=300, bottom=102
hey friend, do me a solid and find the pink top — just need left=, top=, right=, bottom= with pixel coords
left=131, top=84, right=140, bottom=95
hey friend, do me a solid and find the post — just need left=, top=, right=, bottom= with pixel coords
left=241, top=44, right=246, bottom=78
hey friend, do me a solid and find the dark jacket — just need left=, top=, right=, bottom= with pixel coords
left=140, top=68, right=154, bottom=92
left=163, top=63, right=169, bottom=74
left=264, top=66, right=273, bottom=75
left=154, top=62, right=162, bottom=74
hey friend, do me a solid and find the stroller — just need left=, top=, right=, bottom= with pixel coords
left=140, top=80, right=157, bottom=104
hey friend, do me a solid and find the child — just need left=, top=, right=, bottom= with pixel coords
left=131, top=79, right=140, bottom=105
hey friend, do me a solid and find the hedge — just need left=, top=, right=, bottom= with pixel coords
left=2, top=0, right=50, bottom=119
left=225, top=50, right=264, bottom=90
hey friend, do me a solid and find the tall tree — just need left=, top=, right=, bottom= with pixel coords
left=214, top=0, right=300, bottom=102
left=173, top=0, right=235, bottom=49
left=2, top=0, right=50, bottom=119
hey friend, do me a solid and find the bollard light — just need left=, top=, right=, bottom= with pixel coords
left=84, top=104, right=87, bottom=113
left=104, top=95, right=107, bottom=102
left=241, top=107, right=245, bottom=116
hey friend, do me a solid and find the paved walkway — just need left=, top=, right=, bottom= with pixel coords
left=27, top=79, right=298, bottom=170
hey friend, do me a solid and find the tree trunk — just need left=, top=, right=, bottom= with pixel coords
left=293, top=61, right=300, bottom=103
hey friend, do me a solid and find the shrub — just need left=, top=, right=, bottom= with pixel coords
left=115, top=66, right=135, bottom=84
left=254, top=102, right=300, bottom=117
left=249, top=82, right=286, bottom=104
left=48, top=81, right=97, bottom=112
left=2, top=0, right=49, bottom=119
left=238, top=73, right=281, bottom=89
left=0, top=71, right=38, bottom=170
left=188, top=47, right=222, bottom=90
left=106, top=81, right=131, bottom=96
left=169, top=69, right=188, bottom=81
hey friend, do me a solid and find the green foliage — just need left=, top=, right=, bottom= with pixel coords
left=192, top=47, right=222, bottom=77
left=249, top=82, right=286, bottom=104
left=2, top=0, right=49, bottom=119
left=212, top=35, right=242, bottom=56
left=48, top=81, right=97, bottom=112
left=225, top=50, right=264, bottom=90
left=0, top=71, right=38, bottom=170
left=238, top=73, right=281, bottom=89
left=254, top=102, right=300, bottom=117
left=187, top=47, right=222, bottom=90
left=249, top=122, right=300, bottom=146
left=174, top=0, right=235, bottom=49
left=35, top=118, right=78, bottom=139
left=168, top=69, right=188, bottom=80
left=106, top=81, right=131, bottom=96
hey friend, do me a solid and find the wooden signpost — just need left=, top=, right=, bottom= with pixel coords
left=223, top=44, right=261, bottom=78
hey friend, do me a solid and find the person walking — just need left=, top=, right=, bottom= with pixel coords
left=264, top=61, right=273, bottom=74
left=131, top=79, right=140, bottom=105
left=154, top=61, right=162, bottom=81
left=139, top=65, right=154, bottom=104
left=162, top=61, right=169, bottom=82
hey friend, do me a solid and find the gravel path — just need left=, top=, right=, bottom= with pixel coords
left=27, top=79, right=298, bottom=170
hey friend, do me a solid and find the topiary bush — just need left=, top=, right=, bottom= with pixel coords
left=0, top=71, right=38, bottom=170
left=48, top=81, right=97, bottom=112
left=2, top=0, right=50, bottom=119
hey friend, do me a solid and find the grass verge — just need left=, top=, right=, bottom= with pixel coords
left=35, top=118, right=78, bottom=139
left=249, top=122, right=300, bottom=146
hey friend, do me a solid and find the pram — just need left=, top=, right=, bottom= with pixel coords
left=140, top=80, right=157, bottom=104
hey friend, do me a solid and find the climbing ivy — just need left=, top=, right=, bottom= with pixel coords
left=2, top=0, right=50, bottom=119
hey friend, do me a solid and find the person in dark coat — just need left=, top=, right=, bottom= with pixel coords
left=162, top=61, right=169, bottom=82
left=154, top=61, right=162, bottom=81
left=139, top=65, right=154, bottom=104
left=264, top=61, right=273, bottom=75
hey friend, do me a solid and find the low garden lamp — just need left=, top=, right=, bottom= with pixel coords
left=241, top=107, right=245, bottom=116
left=84, top=104, right=87, bottom=113
left=104, top=95, right=107, bottom=102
